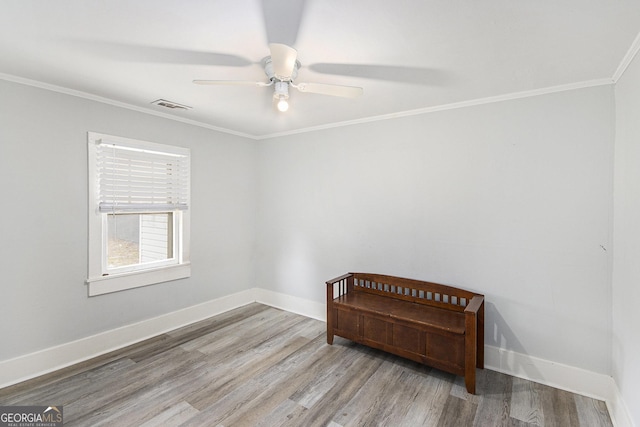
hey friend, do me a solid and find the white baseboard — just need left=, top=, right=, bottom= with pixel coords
left=0, top=289, right=634, bottom=427
left=608, top=381, right=635, bottom=427
left=480, top=346, right=634, bottom=427
left=0, top=289, right=255, bottom=389
left=484, top=345, right=613, bottom=401
left=254, top=288, right=326, bottom=321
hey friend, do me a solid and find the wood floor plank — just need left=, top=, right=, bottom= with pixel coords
left=510, top=375, right=543, bottom=425
left=0, top=358, right=136, bottom=406
left=404, top=369, right=454, bottom=425
left=574, top=394, right=613, bottom=427
left=471, top=365, right=513, bottom=426
left=329, top=353, right=454, bottom=427
left=178, top=305, right=287, bottom=353
left=437, top=394, right=478, bottom=426
left=282, top=347, right=386, bottom=427
left=183, top=314, right=323, bottom=411
left=358, top=364, right=448, bottom=426
left=206, top=341, right=372, bottom=426
left=540, top=386, right=580, bottom=427
left=450, top=372, right=481, bottom=405
left=509, top=418, right=541, bottom=427
left=0, top=349, right=133, bottom=401
left=252, top=334, right=349, bottom=389
left=255, top=399, right=308, bottom=427
left=394, top=367, right=455, bottom=426
left=184, top=334, right=313, bottom=411
left=313, top=355, right=394, bottom=426
left=0, top=303, right=615, bottom=427
left=166, top=303, right=270, bottom=339
left=180, top=378, right=267, bottom=426
left=288, top=342, right=380, bottom=409
left=254, top=335, right=345, bottom=387
left=192, top=311, right=308, bottom=368
left=138, top=401, right=200, bottom=427
left=67, top=357, right=213, bottom=427
left=64, top=347, right=208, bottom=425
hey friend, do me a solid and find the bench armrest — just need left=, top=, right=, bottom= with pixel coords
left=326, top=273, right=353, bottom=286
left=327, top=273, right=354, bottom=302
left=464, top=294, right=485, bottom=372
left=464, top=295, right=484, bottom=315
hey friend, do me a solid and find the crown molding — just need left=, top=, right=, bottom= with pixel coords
left=1, top=72, right=613, bottom=141
left=613, top=30, right=640, bottom=83
left=0, top=72, right=256, bottom=140
left=256, top=78, right=614, bottom=140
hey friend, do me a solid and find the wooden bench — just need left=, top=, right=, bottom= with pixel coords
left=326, top=273, right=484, bottom=394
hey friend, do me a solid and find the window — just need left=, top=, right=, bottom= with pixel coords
left=86, top=132, right=190, bottom=296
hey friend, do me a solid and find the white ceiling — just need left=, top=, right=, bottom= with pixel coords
left=1, top=0, right=640, bottom=139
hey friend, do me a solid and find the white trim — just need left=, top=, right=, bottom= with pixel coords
left=613, top=30, right=640, bottom=83
left=484, top=345, right=613, bottom=401
left=0, top=72, right=613, bottom=141
left=484, top=345, right=636, bottom=426
left=608, top=381, right=635, bottom=427
left=86, top=263, right=192, bottom=296
left=254, top=288, right=326, bottom=321
left=0, top=289, right=255, bottom=389
left=0, top=72, right=255, bottom=140
left=254, top=79, right=614, bottom=140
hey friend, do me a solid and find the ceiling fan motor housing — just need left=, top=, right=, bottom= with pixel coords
left=263, top=56, right=300, bottom=82
left=273, top=81, right=289, bottom=100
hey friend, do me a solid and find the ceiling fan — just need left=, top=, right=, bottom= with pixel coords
left=193, top=43, right=363, bottom=112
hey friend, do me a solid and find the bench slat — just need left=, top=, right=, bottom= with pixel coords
left=350, top=272, right=476, bottom=312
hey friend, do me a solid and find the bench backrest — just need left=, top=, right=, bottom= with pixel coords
left=350, top=272, right=480, bottom=313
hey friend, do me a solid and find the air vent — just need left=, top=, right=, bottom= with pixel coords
left=151, top=99, right=192, bottom=111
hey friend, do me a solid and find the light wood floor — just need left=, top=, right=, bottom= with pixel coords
left=0, top=303, right=612, bottom=426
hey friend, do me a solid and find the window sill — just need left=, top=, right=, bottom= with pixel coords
left=86, top=263, right=191, bottom=296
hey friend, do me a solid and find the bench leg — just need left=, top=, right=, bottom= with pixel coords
left=326, top=286, right=335, bottom=345
left=465, top=370, right=476, bottom=395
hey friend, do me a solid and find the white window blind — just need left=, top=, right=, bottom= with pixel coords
left=96, top=140, right=190, bottom=213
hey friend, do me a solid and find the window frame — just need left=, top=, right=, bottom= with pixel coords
left=86, top=132, right=191, bottom=296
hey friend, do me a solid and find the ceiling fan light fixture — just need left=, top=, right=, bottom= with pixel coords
left=277, top=96, right=289, bottom=112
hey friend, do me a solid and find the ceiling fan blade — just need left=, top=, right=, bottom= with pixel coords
left=193, top=80, right=271, bottom=87
left=68, top=40, right=253, bottom=67
left=261, top=0, right=308, bottom=46
left=269, top=43, right=298, bottom=80
left=308, top=63, right=451, bottom=86
left=294, top=82, right=363, bottom=98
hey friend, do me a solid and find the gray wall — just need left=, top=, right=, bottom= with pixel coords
left=255, top=86, right=615, bottom=375
left=613, top=49, right=640, bottom=425
left=0, top=79, right=258, bottom=360
left=0, top=77, right=619, bottom=395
